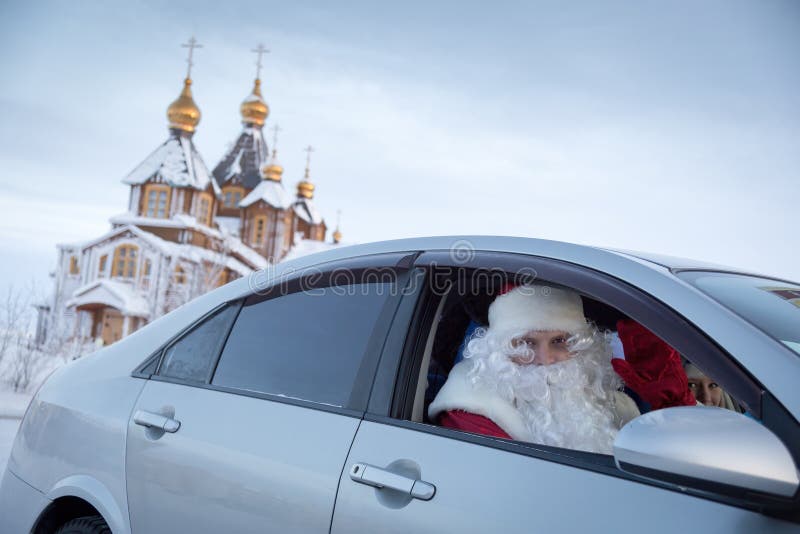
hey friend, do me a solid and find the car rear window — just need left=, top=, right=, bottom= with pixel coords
left=211, top=283, right=391, bottom=408
left=677, top=271, right=800, bottom=356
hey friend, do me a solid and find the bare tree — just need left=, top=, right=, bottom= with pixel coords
left=0, top=286, right=34, bottom=371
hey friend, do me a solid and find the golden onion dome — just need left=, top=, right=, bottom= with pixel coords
left=297, top=179, right=315, bottom=199
left=262, top=153, right=284, bottom=182
left=332, top=228, right=342, bottom=244
left=240, top=79, right=269, bottom=126
left=167, top=78, right=201, bottom=133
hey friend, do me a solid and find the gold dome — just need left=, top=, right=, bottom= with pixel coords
left=240, top=79, right=269, bottom=127
left=332, top=228, right=342, bottom=244
left=167, top=78, right=201, bottom=133
left=297, top=179, right=315, bottom=199
left=262, top=152, right=284, bottom=182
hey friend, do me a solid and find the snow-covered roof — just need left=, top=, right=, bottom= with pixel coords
left=293, top=198, right=324, bottom=225
left=66, top=222, right=266, bottom=274
left=240, top=180, right=293, bottom=209
left=66, top=279, right=150, bottom=317
left=123, top=133, right=220, bottom=194
left=212, top=126, right=269, bottom=190
left=281, top=238, right=342, bottom=262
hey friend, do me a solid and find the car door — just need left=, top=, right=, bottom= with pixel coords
left=126, top=255, right=412, bottom=533
left=330, top=252, right=800, bottom=533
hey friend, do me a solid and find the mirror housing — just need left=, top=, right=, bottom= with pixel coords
left=614, top=406, right=799, bottom=499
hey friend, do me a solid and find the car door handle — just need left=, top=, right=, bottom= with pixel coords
left=349, top=463, right=436, bottom=501
left=133, top=410, right=181, bottom=433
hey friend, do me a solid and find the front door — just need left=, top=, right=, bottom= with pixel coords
left=101, top=308, right=123, bottom=345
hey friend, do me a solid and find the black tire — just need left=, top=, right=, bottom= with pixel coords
left=54, top=515, right=111, bottom=534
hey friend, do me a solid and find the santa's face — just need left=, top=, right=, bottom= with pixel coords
left=510, top=330, right=572, bottom=366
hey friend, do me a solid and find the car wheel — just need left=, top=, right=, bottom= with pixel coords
left=54, top=515, right=111, bottom=534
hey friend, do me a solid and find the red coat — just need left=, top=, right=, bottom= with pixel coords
left=439, top=410, right=512, bottom=439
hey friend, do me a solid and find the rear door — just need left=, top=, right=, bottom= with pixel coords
left=330, top=251, right=799, bottom=533
left=126, top=256, right=411, bottom=533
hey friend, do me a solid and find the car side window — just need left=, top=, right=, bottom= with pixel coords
left=158, top=304, right=240, bottom=383
left=211, top=283, right=391, bottom=408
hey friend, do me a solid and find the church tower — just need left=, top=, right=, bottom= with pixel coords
left=213, top=44, right=271, bottom=220
left=121, top=37, right=221, bottom=242
left=292, top=146, right=327, bottom=242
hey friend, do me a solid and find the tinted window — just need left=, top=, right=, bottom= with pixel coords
left=678, top=271, right=800, bottom=356
left=212, top=283, right=391, bottom=407
left=159, top=304, right=239, bottom=383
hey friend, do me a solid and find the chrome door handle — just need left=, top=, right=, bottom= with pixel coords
left=349, top=463, right=436, bottom=501
left=133, top=410, right=181, bottom=433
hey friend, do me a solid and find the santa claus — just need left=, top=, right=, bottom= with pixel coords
left=428, top=284, right=696, bottom=454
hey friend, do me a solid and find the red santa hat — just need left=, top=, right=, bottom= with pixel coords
left=488, top=284, right=587, bottom=334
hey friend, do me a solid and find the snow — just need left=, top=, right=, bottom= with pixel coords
left=66, top=279, right=150, bottom=317
left=0, top=390, right=33, bottom=419
left=123, top=134, right=217, bottom=193
left=215, top=216, right=241, bottom=237
left=293, top=199, right=324, bottom=225
left=239, top=180, right=293, bottom=209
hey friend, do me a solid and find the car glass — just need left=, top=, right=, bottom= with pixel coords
left=158, top=304, right=239, bottom=382
left=212, top=283, right=391, bottom=407
left=677, top=271, right=800, bottom=356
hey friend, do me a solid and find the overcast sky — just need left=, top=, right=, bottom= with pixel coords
left=0, top=0, right=798, bottom=298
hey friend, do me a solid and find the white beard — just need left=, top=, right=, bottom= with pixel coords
left=465, top=326, right=622, bottom=454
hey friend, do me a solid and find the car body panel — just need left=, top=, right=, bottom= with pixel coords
left=331, top=421, right=799, bottom=533
left=126, top=379, right=360, bottom=533
left=1, top=236, right=798, bottom=532
left=0, top=468, right=51, bottom=534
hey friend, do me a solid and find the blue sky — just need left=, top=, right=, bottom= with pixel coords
left=0, top=0, right=798, bottom=297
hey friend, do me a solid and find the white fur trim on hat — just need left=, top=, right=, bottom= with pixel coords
left=488, top=285, right=586, bottom=334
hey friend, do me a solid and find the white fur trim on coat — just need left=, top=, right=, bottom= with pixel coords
left=428, top=360, right=641, bottom=441
left=428, top=361, right=530, bottom=440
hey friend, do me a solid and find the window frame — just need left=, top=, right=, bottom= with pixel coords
left=143, top=183, right=171, bottom=219
left=364, top=250, right=800, bottom=513
left=132, top=251, right=421, bottom=418
left=111, top=244, right=139, bottom=278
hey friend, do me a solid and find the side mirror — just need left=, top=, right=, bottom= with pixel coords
left=614, top=407, right=799, bottom=500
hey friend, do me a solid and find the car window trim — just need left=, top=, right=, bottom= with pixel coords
left=149, top=373, right=364, bottom=419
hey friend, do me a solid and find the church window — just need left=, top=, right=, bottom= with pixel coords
left=174, top=265, right=187, bottom=285
left=69, top=256, right=79, bottom=275
left=144, top=184, right=170, bottom=218
left=252, top=215, right=267, bottom=246
left=98, top=255, right=108, bottom=275
left=222, top=186, right=245, bottom=208
left=197, top=193, right=213, bottom=226
left=112, top=245, right=138, bottom=278
left=141, top=259, right=152, bottom=289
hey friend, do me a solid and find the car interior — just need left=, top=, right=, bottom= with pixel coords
left=407, top=273, right=744, bottom=433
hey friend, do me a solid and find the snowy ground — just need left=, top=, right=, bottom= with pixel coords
left=0, top=391, right=33, bottom=475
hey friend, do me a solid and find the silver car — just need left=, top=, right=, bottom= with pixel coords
left=2, top=236, right=799, bottom=533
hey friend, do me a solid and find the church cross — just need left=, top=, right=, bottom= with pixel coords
left=181, top=36, right=203, bottom=78
left=304, top=145, right=315, bottom=178
left=270, top=124, right=282, bottom=154
left=252, top=43, right=270, bottom=79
